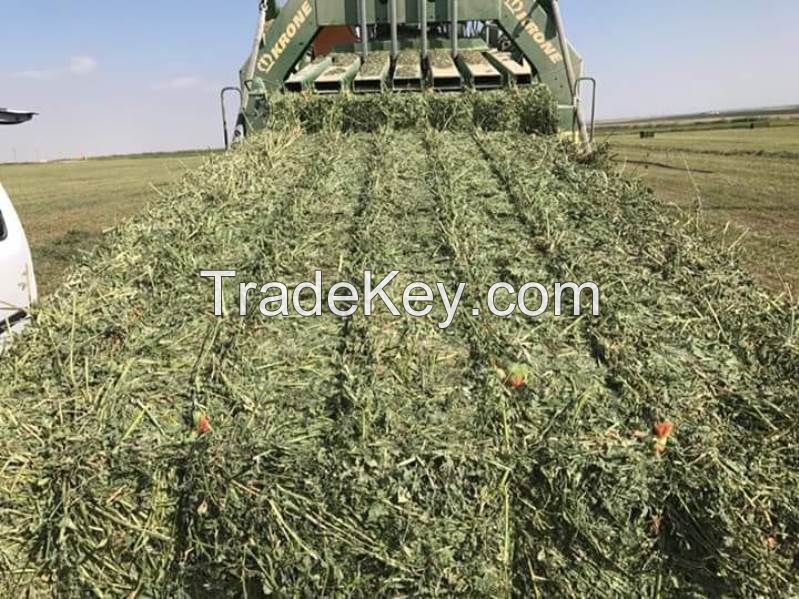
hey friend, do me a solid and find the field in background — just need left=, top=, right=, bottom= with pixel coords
left=601, top=119, right=799, bottom=293
left=0, top=152, right=208, bottom=295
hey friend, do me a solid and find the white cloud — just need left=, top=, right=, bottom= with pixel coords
left=70, top=56, right=99, bottom=76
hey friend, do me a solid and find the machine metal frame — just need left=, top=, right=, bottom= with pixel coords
left=224, top=0, right=595, bottom=149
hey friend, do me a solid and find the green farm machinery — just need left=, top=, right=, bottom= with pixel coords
left=222, top=0, right=595, bottom=148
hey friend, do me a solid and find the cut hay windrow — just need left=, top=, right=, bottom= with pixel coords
left=0, top=117, right=797, bottom=596
left=262, top=84, right=557, bottom=134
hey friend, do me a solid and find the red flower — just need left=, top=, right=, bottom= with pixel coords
left=504, top=363, right=529, bottom=389
left=653, top=421, right=674, bottom=455
left=765, top=536, right=778, bottom=550
left=196, top=414, right=212, bottom=435
left=506, top=373, right=526, bottom=389
left=654, top=421, right=674, bottom=441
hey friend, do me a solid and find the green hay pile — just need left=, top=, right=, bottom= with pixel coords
left=263, top=92, right=298, bottom=130
left=517, top=86, right=558, bottom=134
left=0, top=125, right=797, bottom=596
left=472, top=91, right=517, bottom=131
left=341, top=95, right=390, bottom=132
left=296, top=94, right=343, bottom=133
left=264, top=85, right=557, bottom=134
left=426, top=92, right=473, bottom=131
left=385, top=92, right=428, bottom=129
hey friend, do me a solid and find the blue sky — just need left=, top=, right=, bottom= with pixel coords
left=1, top=1, right=797, bottom=161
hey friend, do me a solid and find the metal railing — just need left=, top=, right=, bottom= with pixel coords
left=220, top=87, right=242, bottom=150
left=574, top=77, right=597, bottom=142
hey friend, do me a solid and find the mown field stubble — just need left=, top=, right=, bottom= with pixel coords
left=605, top=120, right=799, bottom=293
left=0, top=152, right=208, bottom=295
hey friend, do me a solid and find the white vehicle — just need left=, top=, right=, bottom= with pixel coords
left=1, top=108, right=38, bottom=349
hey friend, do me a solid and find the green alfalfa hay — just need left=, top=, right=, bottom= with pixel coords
left=426, top=93, right=473, bottom=131
left=386, top=92, right=428, bottom=129
left=0, top=128, right=797, bottom=596
left=517, top=84, right=558, bottom=134
left=471, top=90, right=518, bottom=131
left=341, top=94, right=391, bottom=132
left=296, top=93, right=343, bottom=133
left=265, top=93, right=300, bottom=130
left=264, top=85, right=558, bottom=134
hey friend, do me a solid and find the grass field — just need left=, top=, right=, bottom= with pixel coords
left=0, top=152, right=208, bottom=295
left=602, top=122, right=799, bottom=293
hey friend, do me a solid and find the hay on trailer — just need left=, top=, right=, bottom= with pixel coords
left=0, top=122, right=797, bottom=596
